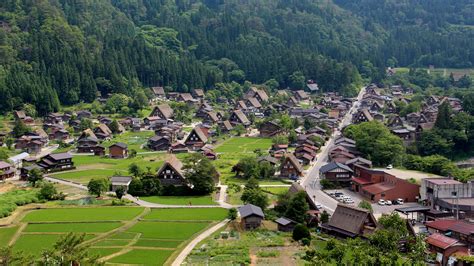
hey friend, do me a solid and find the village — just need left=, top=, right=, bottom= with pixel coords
left=0, top=79, right=473, bottom=265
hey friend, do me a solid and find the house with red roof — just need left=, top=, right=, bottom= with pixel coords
left=351, top=165, right=420, bottom=202
left=426, top=219, right=474, bottom=249
left=426, top=233, right=469, bottom=265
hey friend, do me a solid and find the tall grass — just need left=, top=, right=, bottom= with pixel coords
left=0, top=189, right=39, bottom=218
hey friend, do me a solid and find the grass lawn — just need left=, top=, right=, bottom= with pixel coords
left=127, top=221, right=209, bottom=240
left=22, top=207, right=144, bottom=222
left=133, top=239, right=182, bottom=248
left=52, top=169, right=125, bottom=184
left=0, top=226, right=18, bottom=247
left=140, top=195, right=217, bottom=206
left=13, top=234, right=95, bottom=256
left=107, top=249, right=174, bottom=265
left=102, top=131, right=155, bottom=152
left=24, top=222, right=123, bottom=233
left=143, top=208, right=227, bottom=221
left=215, top=137, right=272, bottom=153
left=261, top=187, right=290, bottom=195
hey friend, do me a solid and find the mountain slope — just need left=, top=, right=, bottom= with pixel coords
left=0, top=0, right=472, bottom=114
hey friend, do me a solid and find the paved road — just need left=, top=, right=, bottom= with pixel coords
left=172, top=219, right=229, bottom=266
left=300, top=87, right=366, bottom=214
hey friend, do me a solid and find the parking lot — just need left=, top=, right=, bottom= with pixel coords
left=323, top=188, right=423, bottom=217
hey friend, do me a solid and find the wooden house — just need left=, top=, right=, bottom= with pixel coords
left=319, top=162, right=353, bottom=185
left=229, top=110, right=251, bottom=127
left=294, top=90, right=309, bottom=101
left=94, top=124, right=112, bottom=140
left=150, top=104, right=174, bottom=120
left=245, top=87, right=269, bottom=103
left=147, top=135, right=172, bottom=151
left=239, top=204, right=265, bottom=230
left=192, top=89, right=205, bottom=99
left=321, top=204, right=377, bottom=238
left=275, top=217, right=297, bottom=232
left=258, top=121, right=282, bottom=137
left=0, top=161, right=15, bottom=181
left=156, top=156, right=186, bottom=186
left=151, top=86, right=166, bottom=99
left=37, top=153, right=74, bottom=173
left=353, top=109, right=373, bottom=124
left=184, top=127, right=208, bottom=151
left=280, top=154, right=304, bottom=179
left=109, top=142, right=128, bottom=159
left=219, top=120, right=234, bottom=133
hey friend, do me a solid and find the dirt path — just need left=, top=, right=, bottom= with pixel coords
left=98, top=233, right=142, bottom=262
left=8, top=223, right=27, bottom=246
left=82, top=207, right=150, bottom=247
left=171, top=219, right=229, bottom=266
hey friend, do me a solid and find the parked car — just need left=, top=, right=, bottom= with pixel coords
left=378, top=199, right=386, bottom=205
left=386, top=164, right=393, bottom=169
left=394, top=198, right=404, bottom=205
left=344, top=198, right=354, bottom=204
left=315, top=203, right=323, bottom=209
left=385, top=200, right=392, bottom=206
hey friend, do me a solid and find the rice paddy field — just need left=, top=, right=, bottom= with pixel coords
left=4, top=206, right=227, bottom=265
left=139, top=195, right=218, bottom=206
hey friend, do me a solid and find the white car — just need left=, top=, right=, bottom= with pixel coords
left=315, top=203, right=323, bottom=209
left=378, top=199, right=386, bottom=205
left=344, top=198, right=354, bottom=204
left=385, top=200, right=392, bottom=206
left=386, top=164, right=393, bottom=169
left=396, top=198, right=404, bottom=205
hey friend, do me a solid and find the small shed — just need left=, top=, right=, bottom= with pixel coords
left=8, top=152, right=29, bottom=168
left=110, top=176, right=132, bottom=192
left=275, top=217, right=297, bottom=232
left=109, top=142, right=128, bottom=159
left=239, top=204, right=265, bottom=230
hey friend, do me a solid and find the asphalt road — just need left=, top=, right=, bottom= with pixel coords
left=300, top=87, right=366, bottom=214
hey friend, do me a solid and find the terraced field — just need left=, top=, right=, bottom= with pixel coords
left=6, top=207, right=227, bottom=265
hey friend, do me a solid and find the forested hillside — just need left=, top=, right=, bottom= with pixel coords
left=0, top=0, right=472, bottom=115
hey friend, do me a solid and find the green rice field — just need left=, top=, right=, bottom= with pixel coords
left=139, top=195, right=217, bottom=206
left=8, top=206, right=219, bottom=265
left=23, top=222, right=123, bottom=233
left=22, top=207, right=144, bottom=222
left=107, top=249, right=174, bottom=265
left=143, top=208, right=227, bottom=221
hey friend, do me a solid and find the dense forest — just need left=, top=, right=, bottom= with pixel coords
left=0, top=0, right=473, bottom=114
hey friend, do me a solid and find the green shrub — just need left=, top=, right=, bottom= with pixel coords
left=292, top=224, right=311, bottom=241
left=0, top=189, right=39, bottom=218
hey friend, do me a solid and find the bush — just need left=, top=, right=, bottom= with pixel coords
left=320, top=179, right=336, bottom=189
left=301, top=238, right=311, bottom=246
left=292, top=224, right=311, bottom=241
left=38, top=183, right=58, bottom=200
left=112, top=199, right=126, bottom=206
left=227, top=208, right=238, bottom=220
left=0, top=189, right=39, bottom=218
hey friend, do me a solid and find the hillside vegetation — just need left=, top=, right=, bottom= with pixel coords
left=0, top=0, right=472, bottom=114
